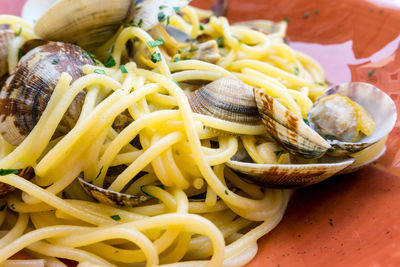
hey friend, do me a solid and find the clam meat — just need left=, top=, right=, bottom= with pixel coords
left=0, top=42, right=95, bottom=146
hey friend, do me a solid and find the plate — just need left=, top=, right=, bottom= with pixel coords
left=2, top=0, right=400, bottom=266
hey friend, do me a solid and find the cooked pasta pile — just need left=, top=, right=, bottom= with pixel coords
left=0, top=5, right=330, bottom=267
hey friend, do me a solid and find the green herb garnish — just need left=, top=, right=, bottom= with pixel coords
left=284, top=17, right=290, bottom=23
left=274, top=150, right=284, bottom=157
left=216, top=37, right=224, bottom=48
left=16, top=27, right=22, bottom=36
left=138, top=18, right=143, bottom=27
left=173, top=57, right=180, bottom=62
left=110, top=214, right=121, bottom=221
left=120, top=64, right=128, bottom=73
left=0, top=169, right=19, bottom=176
left=368, top=69, right=375, bottom=77
left=188, top=47, right=198, bottom=52
left=313, top=9, right=320, bottom=15
left=10, top=203, right=15, bottom=210
left=294, top=67, right=299, bottom=75
left=225, top=190, right=229, bottom=195
left=173, top=80, right=181, bottom=88
left=18, top=49, right=23, bottom=60
left=150, top=52, right=162, bottom=63
left=158, top=12, right=166, bottom=22
left=52, top=58, right=59, bottom=65
left=303, top=118, right=310, bottom=126
left=173, top=6, right=180, bottom=12
left=95, top=166, right=104, bottom=179
left=315, top=82, right=325, bottom=86
left=94, top=69, right=106, bottom=75
left=159, top=5, right=167, bottom=9
left=103, top=56, right=116, bottom=67
left=166, top=16, right=170, bottom=26
left=303, top=12, right=310, bottom=19
left=147, top=38, right=165, bottom=48
left=199, top=24, right=204, bottom=30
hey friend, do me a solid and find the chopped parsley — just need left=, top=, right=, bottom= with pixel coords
left=216, top=37, right=224, bottom=48
left=18, top=49, right=23, bottom=60
left=166, top=16, right=170, bottom=26
left=173, top=80, right=181, bottom=88
left=158, top=11, right=166, bottom=22
left=188, top=47, right=199, bottom=52
left=173, top=57, right=180, bottom=62
left=83, top=51, right=97, bottom=61
left=313, top=9, right=320, bottom=15
left=199, top=24, right=204, bottom=30
left=315, top=82, right=325, bottom=86
left=0, top=169, right=19, bottom=176
left=274, top=150, right=284, bottom=157
left=110, top=214, right=121, bottom=221
left=367, top=69, right=375, bottom=77
left=95, top=166, right=104, bottom=179
left=150, top=52, right=162, bottom=63
left=120, top=64, right=128, bottom=73
left=173, top=7, right=180, bottom=13
left=94, top=69, right=106, bottom=75
left=10, top=203, right=15, bottom=210
left=224, top=190, right=229, bottom=195
left=103, top=56, right=116, bottom=67
left=294, top=67, right=299, bottom=75
left=16, top=27, right=22, bottom=36
left=159, top=5, right=167, bottom=9
left=147, top=38, right=165, bottom=48
left=0, top=205, right=6, bottom=211
left=51, top=58, right=59, bottom=65
left=303, top=11, right=310, bottom=19
left=284, top=17, right=290, bottom=23
left=303, top=118, right=310, bottom=126
left=138, top=18, right=143, bottom=27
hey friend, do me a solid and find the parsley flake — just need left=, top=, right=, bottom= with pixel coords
left=314, top=9, right=320, bottom=15
left=303, top=118, right=310, bottom=126
left=10, top=203, right=15, bottom=210
left=0, top=169, right=19, bottom=176
left=147, top=38, right=165, bottom=48
left=188, top=47, right=198, bottom=52
left=52, top=58, right=59, bottom=65
left=166, top=16, right=170, bottom=26
left=159, top=5, right=167, bottom=9
left=138, top=18, right=143, bottom=27
left=120, top=64, right=128, bottom=73
left=173, top=80, right=181, bottom=88
left=284, top=17, right=290, bottom=23
left=216, top=37, right=224, bottom=48
left=294, top=67, right=299, bottom=75
left=94, top=69, right=106, bottom=75
left=110, top=214, right=121, bottom=221
left=368, top=69, right=375, bottom=77
left=173, top=57, right=180, bottom=62
left=150, top=52, right=162, bottom=63
left=315, top=82, right=325, bottom=86
left=225, top=190, right=229, bottom=195
left=303, top=12, right=310, bottom=19
left=274, top=150, right=284, bottom=157
left=95, top=166, right=104, bottom=179
left=173, top=6, right=180, bottom=12
left=158, top=12, right=166, bottom=22
left=199, top=24, right=204, bottom=30
left=16, top=27, right=22, bottom=36
left=103, top=56, right=116, bottom=67
left=18, top=49, right=23, bottom=60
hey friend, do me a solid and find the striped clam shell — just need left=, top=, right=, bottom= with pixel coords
left=308, top=82, right=397, bottom=156
left=0, top=166, right=35, bottom=197
left=227, top=156, right=355, bottom=188
left=188, top=77, right=262, bottom=133
left=0, top=29, right=15, bottom=78
left=0, top=42, right=95, bottom=146
left=254, top=87, right=331, bottom=159
left=78, top=178, right=150, bottom=207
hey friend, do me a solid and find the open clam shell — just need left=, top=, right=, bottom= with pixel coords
left=0, top=29, right=15, bottom=78
left=308, top=82, right=397, bottom=156
left=0, top=42, right=94, bottom=146
left=254, top=87, right=331, bottom=159
left=227, top=156, right=355, bottom=188
left=188, top=77, right=262, bottom=133
left=78, top=178, right=150, bottom=207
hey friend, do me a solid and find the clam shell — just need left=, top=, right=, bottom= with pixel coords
left=34, top=0, right=135, bottom=51
left=0, top=166, right=35, bottom=197
left=226, top=156, right=355, bottom=188
left=308, top=82, right=397, bottom=156
left=254, top=87, right=331, bottom=159
left=188, top=77, right=262, bottom=130
left=0, top=29, right=15, bottom=78
left=338, top=145, right=386, bottom=175
left=0, top=42, right=94, bottom=146
left=78, top=178, right=150, bottom=207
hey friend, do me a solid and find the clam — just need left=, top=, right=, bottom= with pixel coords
left=29, top=0, right=190, bottom=52
left=188, top=77, right=262, bottom=133
left=78, top=178, right=150, bottom=207
left=0, top=42, right=95, bottom=146
left=308, top=82, right=397, bottom=156
left=0, top=29, right=15, bottom=78
left=0, top=166, right=35, bottom=197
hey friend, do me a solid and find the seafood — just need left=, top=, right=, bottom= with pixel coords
left=0, top=166, right=35, bottom=197
left=79, top=178, right=150, bottom=207
left=0, top=29, right=15, bottom=78
left=188, top=77, right=262, bottom=132
left=29, top=0, right=190, bottom=51
left=0, top=42, right=94, bottom=146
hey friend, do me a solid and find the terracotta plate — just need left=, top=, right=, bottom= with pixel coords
left=2, top=0, right=400, bottom=266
